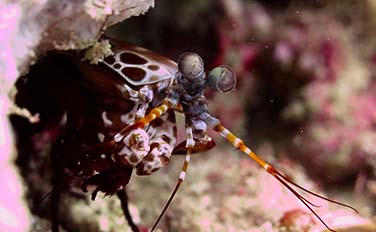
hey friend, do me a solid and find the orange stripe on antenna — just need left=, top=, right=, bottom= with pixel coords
left=213, top=123, right=358, bottom=232
left=113, top=99, right=173, bottom=143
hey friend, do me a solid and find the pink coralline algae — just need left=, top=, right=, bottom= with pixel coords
left=213, top=3, right=376, bottom=184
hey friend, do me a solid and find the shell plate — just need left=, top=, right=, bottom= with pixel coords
left=103, top=38, right=177, bottom=86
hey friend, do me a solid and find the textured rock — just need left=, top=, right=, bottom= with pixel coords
left=0, top=1, right=153, bottom=231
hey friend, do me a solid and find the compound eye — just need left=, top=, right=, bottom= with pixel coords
left=177, top=52, right=204, bottom=79
left=208, top=65, right=237, bottom=93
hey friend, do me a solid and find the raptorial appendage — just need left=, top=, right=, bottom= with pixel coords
left=116, top=128, right=174, bottom=175
left=137, top=140, right=172, bottom=175
left=114, top=111, right=176, bottom=175
left=116, top=128, right=150, bottom=166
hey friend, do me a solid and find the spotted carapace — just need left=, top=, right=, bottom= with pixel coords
left=29, top=38, right=357, bottom=232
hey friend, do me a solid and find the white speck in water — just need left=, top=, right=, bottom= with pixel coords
left=296, top=10, right=300, bottom=15
left=270, top=99, right=274, bottom=103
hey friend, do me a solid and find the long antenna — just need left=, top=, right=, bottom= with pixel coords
left=213, top=123, right=358, bottom=232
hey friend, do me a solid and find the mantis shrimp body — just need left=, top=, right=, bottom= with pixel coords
left=21, top=39, right=356, bottom=232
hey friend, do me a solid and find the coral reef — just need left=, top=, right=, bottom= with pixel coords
left=129, top=147, right=372, bottom=232
left=0, top=1, right=153, bottom=231
left=214, top=0, right=376, bottom=186
left=3, top=0, right=376, bottom=231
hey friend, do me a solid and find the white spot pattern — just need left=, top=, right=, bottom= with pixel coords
left=103, top=51, right=177, bottom=86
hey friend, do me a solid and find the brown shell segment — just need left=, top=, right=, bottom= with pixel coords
left=102, top=38, right=177, bottom=86
left=121, top=67, right=146, bottom=82
left=148, top=64, right=159, bottom=71
left=104, top=55, right=115, bottom=64
left=120, top=52, right=148, bottom=65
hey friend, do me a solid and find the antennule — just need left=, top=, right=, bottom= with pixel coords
left=213, top=123, right=358, bottom=232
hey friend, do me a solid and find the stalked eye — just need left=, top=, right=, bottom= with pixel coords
left=208, top=65, right=237, bottom=93
left=177, top=52, right=204, bottom=80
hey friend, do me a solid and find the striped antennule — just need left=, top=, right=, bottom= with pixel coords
left=214, top=124, right=269, bottom=170
left=213, top=123, right=358, bottom=232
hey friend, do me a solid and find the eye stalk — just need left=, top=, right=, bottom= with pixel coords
left=177, top=52, right=204, bottom=80
left=208, top=65, right=237, bottom=93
